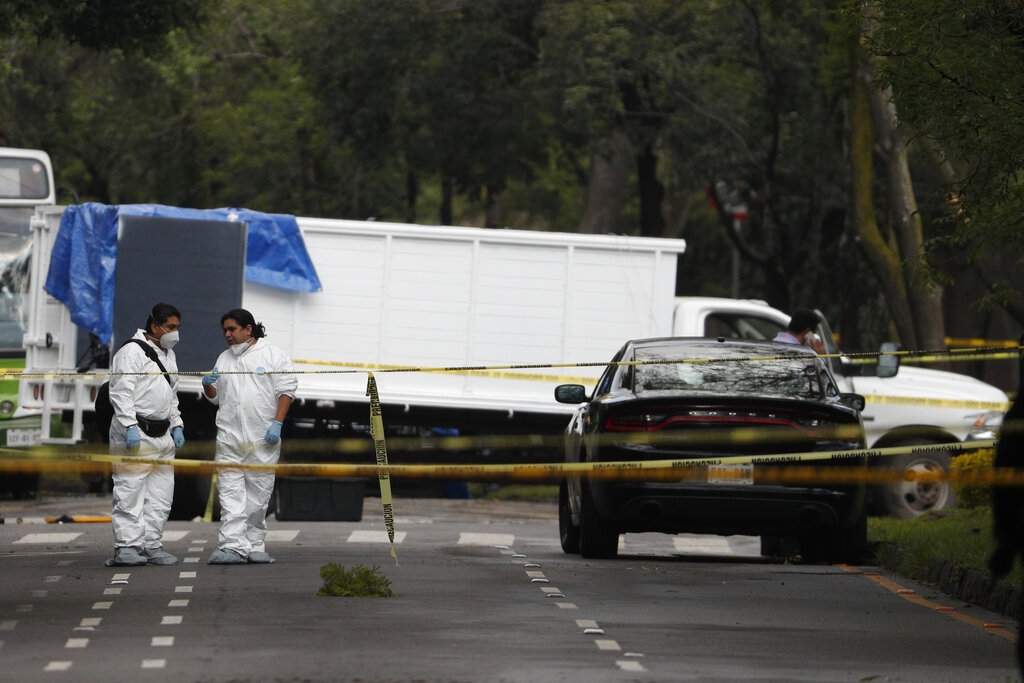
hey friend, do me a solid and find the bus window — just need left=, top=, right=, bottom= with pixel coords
left=0, top=157, right=51, bottom=200
left=0, top=149, right=55, bottom=354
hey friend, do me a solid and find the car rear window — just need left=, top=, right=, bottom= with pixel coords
left=631, top=347, right=828, bottom=399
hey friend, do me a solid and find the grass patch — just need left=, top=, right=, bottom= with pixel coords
left=317, top=563, right=395, bottom=597
left=466, top=483, right=558, bottom=501
left=869, top=507, right=1023, bottom=587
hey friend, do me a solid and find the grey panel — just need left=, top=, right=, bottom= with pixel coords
left=114, top=215, right=247, bottom=372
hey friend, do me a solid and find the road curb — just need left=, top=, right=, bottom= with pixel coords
left=876, top=543, right=1021, bottom=619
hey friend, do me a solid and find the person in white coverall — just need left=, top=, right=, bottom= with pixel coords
left=203, top=308, right=296, bottom=564
left=106, top=303, right=186, bottom=567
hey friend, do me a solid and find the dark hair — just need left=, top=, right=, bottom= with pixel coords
left=221, top=308, right=266, bottom=339
left=146, top=302, right=181, bottom=333
left=787, top=308, right=818, bottom=334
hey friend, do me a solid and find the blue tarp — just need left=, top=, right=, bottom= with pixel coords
left=44, top=203, right=322, bottom=345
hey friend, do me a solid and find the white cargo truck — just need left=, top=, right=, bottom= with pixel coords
left=18, top=204, right=687, bottom=516
left=16, top=204, right=1008, bottom=519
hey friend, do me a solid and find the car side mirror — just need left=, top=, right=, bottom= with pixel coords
left=877, top=342, right=901, bottom=378
left=554, top=384, right=588, bottom=404
left=838, top=392, right=866, bottom=412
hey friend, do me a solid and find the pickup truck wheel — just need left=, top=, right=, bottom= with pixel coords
left=878, top=447, right=953, bottom=519
left=558, top=480, right=580, bottom=554
left=578, top=480, right=619, bottom=559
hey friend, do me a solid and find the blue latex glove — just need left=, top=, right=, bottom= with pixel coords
left=264, top=420, right=283, bottom=444
left=126, top=425, right=141, bottom=450
left=201, top=368, right=220, bottom=387
left=172, top=426, right=185, bottom=448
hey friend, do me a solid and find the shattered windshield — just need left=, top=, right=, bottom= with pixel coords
left=630, top=345, right=834, bottom=399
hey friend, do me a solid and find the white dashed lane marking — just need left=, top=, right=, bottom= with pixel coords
left=459, top=532, right=515, bottom=546
left=13, top=533, right=81, bottom=544
left=346, top=530, right=408, bottom=544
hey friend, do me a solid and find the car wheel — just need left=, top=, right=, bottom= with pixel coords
left=877, top=446, right=954, bottom=519
left=578, top=480, right=619, bottom=559
left=558, top=480, right=580, bottom=554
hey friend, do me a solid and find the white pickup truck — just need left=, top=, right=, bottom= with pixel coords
left=13, top=205, right=1008, bottom=518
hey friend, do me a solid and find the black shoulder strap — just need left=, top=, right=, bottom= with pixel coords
left=123, top=338, right=172, bottom=386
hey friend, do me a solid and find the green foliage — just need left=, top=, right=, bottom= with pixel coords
left=870, top=507, right=1023, bottom=588
left=861, top=0, right=1024, bottom=254
left=4, top=0, right=1023, bottom=344
left=0, top=0, right=206, bottom=55
left=317, top=563, right=395, bottom=598
left=950, top=449, right=995, bottom=510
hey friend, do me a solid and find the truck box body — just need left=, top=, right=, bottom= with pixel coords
left=256, top=217, right=684, bottom=418
left=19, top=206, right=687, bottom=443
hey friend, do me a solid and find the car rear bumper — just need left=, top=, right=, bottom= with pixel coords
left=590, top=480, right=863, bottom=536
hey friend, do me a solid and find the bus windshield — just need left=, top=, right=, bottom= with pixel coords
left=0, top=149, right=55, bottom=352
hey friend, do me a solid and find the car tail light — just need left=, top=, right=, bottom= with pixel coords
left=605, top=410, right=821, bottom=437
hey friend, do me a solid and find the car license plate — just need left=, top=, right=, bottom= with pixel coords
left=707, top=464, right=754, bottom=485
left=6, top=428, right=40, bottom=447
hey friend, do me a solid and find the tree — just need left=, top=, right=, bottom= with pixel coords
left=296, top=0, right=548, bottom=226
left=847, top=10, right=946, bottom=354
left=0, top=0, right=206, bottom=54
left=538, top=0, right=857, bottom=316
left=861, top=0, right=1024, bottom=325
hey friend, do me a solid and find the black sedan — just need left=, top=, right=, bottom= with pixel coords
left=554, top=337, right=868, bottom=563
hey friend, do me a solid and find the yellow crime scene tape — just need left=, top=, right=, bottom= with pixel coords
left=0, top=436, right=1006, bottom=484
left=366, top=372, right=398, bottom=564
left=1, top=344, right=1020, bottom=547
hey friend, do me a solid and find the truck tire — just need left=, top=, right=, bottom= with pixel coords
left=578, top=480, right=619, bottom=559
left=558, top=480, right=580, bottom=554
left=877, top=445, right=953, bottom=519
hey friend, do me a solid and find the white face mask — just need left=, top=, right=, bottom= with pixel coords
left=230, top=340, right=251, bottom=356
left=159, top=329, right=180, bottom=350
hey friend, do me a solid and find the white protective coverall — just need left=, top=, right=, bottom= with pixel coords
left=108, top=330, right=182, bottom=551
left=207, top=337, right=297, bottom=556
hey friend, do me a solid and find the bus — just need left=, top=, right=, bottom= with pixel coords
left=0, top=148, right=55, bottom=497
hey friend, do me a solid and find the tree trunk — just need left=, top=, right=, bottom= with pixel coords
left=484, top=183, right=500, bottom=229
left=636, top=142, right=665, bottom=237
left=870, top=86, right=948, bottom=356
left=405, top=170, right=418, bottom=224
left=440, top=175, right=454, bottom=226
left=849, top=59, right=918, bottom=349
left=579, top=131, right=632, bottom=234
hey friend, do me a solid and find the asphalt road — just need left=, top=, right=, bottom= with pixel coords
left=0, top=492, right=1019, bottom=682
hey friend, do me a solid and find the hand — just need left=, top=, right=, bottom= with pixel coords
left=171, top=426, right=185, bottom=448
left=201, top=368, right=220, bottom=387
left=264, top=420, right=283, bottom=444
left=126, top=425, right=141, bottom=450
